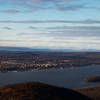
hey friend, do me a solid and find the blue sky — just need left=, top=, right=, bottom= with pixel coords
left=0, top=0, right=100, bottom=50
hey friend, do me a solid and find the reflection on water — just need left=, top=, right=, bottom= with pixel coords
left=0, top=65, right=100, bottom=88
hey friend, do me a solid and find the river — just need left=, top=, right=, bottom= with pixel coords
left=0, top=65, right=100, bottom=88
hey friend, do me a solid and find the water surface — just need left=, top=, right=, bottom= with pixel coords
left=0, top=65, right=100, bottom=88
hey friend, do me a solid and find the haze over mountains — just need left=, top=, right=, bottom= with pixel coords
left=0, top=46, right=100, bottom=52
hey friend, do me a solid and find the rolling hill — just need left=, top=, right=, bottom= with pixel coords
left=0, top=82, right=93, bottom=100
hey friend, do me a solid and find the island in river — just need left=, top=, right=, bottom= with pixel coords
left=85, top=75, right=100, bottom=82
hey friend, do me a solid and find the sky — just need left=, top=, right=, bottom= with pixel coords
left=0, top=0, right=100, bottom=50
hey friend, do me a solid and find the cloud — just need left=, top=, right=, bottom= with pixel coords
left=0, top=19, right=100, bottom=24
left=13, top=0, right=100, bottom=12
left=0, top=9, right=32, bottom=14
left=0, top=40, right=22, bottom=42
left=14, top=0, right=73, bottom=5
left=18, top=29, right=100, bottom=38
left=1, top=37, right=100, bottom=50
left=0, top=0, right=99, bottom=13
left=16, top=24, right=100, bottom=40
left=1, top=9, right=20, bottom=14
left=13, top=0, right=86, bottom=11
left=29, top=26, right=38, bottom=29
left=18, top=32, right=50, bottom=37
left=2, top=27, right=13, bottom=30
left=46, top=26, right=100, bottom=30
left=56, top=4, right=85, bottom=11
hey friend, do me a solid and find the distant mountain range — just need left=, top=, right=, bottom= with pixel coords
left=0, top=46, right=54, bottom=52
left=0, top=46, right=33, bottom=51
left=0, top=46, right=99, bottom=52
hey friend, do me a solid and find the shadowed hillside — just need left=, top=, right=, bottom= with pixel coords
left=77, top=86, right=100, bottom=100
left=0, top=82, right=92, bottom=100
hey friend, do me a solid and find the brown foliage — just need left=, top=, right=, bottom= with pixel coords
left=0, top=82, right=93, bottom=100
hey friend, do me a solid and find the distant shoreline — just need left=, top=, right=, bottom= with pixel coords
left=0, top=51, right=100, bottom=73
left=0, top=64, right=99, bottom=73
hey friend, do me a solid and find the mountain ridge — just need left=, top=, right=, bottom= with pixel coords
left=0, top=46, right=100, bottom=52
